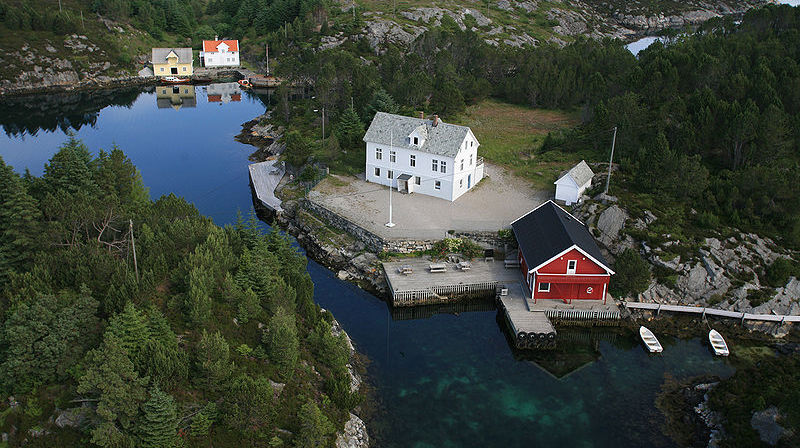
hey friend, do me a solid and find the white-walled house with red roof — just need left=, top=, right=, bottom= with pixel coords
left=200, top=39, right=240, bottom=68
left=511, top=200, right=614, bottom=304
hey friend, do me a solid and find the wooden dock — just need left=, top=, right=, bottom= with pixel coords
left=248, top=160, right=284, bottom=214
left=623, top=301, right=800, bottom=324
left=497, top=282, right=556, bottom=349
left=383, top=258, right=521, bottom=307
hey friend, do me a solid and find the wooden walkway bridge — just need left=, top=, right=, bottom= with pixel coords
left=248, top=160, right=284, bottom=214
left=623, top=301, right=800, bottom=324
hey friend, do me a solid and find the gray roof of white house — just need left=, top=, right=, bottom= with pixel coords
left=363, top=112, right=473, bottom=158
left=557, top=160, right=594, bottom=186
left=151, top=48, right=193, bottom=64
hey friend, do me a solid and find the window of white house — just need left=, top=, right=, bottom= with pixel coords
left=538, top=282, right=550, bottom=292
left=459, top=179, right=463, bottom=188
left=374, top=167, right=380, bottom=177
left=469, top=155, right=473, bottom=165
left=460, top=160, right=464, bottom=171
left=470, top=140, right=474, bottom=147
left=434, top=181, right=441, bottom=190
left=410, top=155, right=416, bottom=167
left=415, top=176, right=420, bottom=185
left=160, top=67, right=164, bottom=72
left=432, top=159, right=438, bottom=172
left=388, top=170, right=393, bottom=179
left=376, top=148, right=382, bottom=160
left=183, top=67, right=187, bottom=71
left=390, top=150, right=396, bottom=163
left=441, top=161, right=447, bottom=174
left=413, top=137, right=419, bottom=145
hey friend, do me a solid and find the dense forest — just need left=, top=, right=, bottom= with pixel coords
left=0, top=138, right=359, bottom=446
left=267, top=4, right=800, bottom=249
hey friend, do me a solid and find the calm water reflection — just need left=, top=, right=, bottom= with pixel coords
left=0, top=86, right=734, bottom=447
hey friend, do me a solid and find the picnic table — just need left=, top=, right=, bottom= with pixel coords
left=458, top=261, right=472, bottom=271
left=429, top=262, right=447, bottom=273
left=399, top=265, right=413, bottom=275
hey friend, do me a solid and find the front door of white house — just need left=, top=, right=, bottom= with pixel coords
left=467, top=174, right=471, bottom=189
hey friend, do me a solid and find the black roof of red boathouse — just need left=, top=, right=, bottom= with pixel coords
left=510, top=200, right=611, bottom=273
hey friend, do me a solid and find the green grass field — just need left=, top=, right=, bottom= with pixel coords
left=452, top=99, right=593, bottom=190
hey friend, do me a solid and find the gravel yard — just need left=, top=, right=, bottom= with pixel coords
left=309, top=163, right=549, bottom=240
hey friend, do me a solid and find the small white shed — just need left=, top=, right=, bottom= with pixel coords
left=554, top=160, right=594, bottom=205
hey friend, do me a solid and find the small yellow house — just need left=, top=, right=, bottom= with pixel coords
left=152, top=48, right=193, bottom=77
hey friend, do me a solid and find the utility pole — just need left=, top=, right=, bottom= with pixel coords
left=321, top=106, right=325, bottom=151
left=604, top=126, right=618, bottom=195
left=58, top=0, right=62, bottom=12
left=265, top=42, right=269, bottom=76
left=129, top=219, right=139, bottom=282
left=81, top=10, right=84, bottom=30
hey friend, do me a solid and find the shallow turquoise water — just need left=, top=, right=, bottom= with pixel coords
left=0, top=87, right=734, bottom=447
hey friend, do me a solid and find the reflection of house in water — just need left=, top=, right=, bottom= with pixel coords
left=156, top=85, right=197, bottom=110
left=523, top=329, right=620, bottom=379
left=206, top=82, right=242, bottom=104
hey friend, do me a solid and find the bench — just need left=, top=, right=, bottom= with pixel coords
left=458, top=261, right=471, bottom=271
left=429, top=263, right=447, bottom=273
left=398, top=265, right=413, bottom=275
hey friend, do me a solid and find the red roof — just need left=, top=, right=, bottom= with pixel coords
left=203, top=40, right=239, bottom=53
left=207, top=95, right=222, bottom=102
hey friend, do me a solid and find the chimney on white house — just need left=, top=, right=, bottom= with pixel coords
left=432, top=114, right=439, bottom=127
left=419, top=111, right=424, bottom=119
left=215, top=35, right=219, bottom=40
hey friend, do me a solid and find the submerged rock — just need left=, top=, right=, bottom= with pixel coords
left=750, top=406, right=786, bottom=446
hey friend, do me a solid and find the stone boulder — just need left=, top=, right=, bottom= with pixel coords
left=596, top=205, right=628, bottom=247
left=335, top=413, right=369, bottom=448
left=55, top=407, right=91, bottom=429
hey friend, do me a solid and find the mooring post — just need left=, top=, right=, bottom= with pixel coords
left=657, top=303, right=662, bottom=316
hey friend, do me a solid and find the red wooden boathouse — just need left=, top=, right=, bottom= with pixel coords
left=511, top=201, right=614, bottom=303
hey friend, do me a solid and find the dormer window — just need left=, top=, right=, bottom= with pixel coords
left=413, top=136, right=419, bottom=145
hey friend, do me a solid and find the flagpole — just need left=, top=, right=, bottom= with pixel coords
left=386, top=130, right=395, bottom=228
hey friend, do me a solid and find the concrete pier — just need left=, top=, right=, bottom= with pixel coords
left=248, top=160, right=284, bottom=214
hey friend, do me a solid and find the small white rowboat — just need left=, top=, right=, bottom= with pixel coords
left=639, top=326, right=663, bottom=353
left=709, top=329, right=729, bottom=356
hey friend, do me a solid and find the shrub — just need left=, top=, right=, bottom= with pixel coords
left=610, top=248, right=651, bottom=297
left=764, top=257, right=797, bottom=288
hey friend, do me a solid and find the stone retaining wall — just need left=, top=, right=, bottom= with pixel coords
left=303, top=200, right=505, bottom=255
left=304, top=199, right=384, bottom=252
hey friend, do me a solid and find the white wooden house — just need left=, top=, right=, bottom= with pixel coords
left=200, top=39, right=240, bottom=68
left=554, top=160, right=594, bottom=205
left=363, top=112, right=484, bottom=201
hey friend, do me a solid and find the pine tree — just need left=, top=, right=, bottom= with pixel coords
left=137, top=385, right=178, bottom=448
left=0, top=156, right=41, bottom=279
left=336, top=106, right=365, bottom=151
left=295, top=401, right=334, bottom=448
left=78, top=335, right=148, bottom=447
left=41, top=135, right=98, bottom=196
left=189, top=402, right=217, bottom=436
left=264, top=307, right=298, bottom=380
left=106, top=302, right=152, bottom=368
left=196, top=330, right=233, bottom=393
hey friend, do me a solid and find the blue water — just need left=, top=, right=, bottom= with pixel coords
left=0, top=86, right=734, bottom=447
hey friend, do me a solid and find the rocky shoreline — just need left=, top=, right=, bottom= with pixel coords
left=0, top=73, right=156, bottom=97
